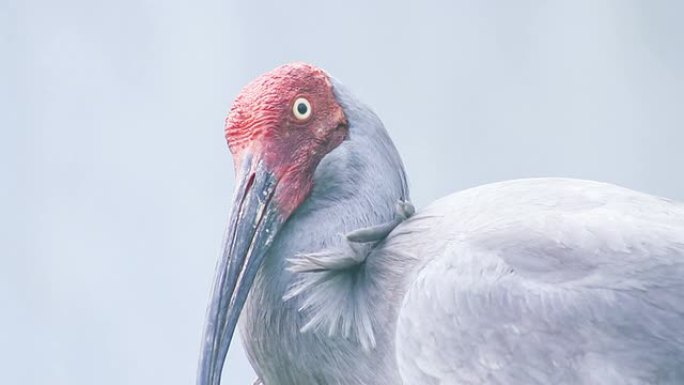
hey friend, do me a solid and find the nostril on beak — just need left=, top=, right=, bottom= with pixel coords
left=245, top=172, right=256, bottom=193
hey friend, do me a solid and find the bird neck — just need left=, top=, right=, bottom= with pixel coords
left=240, top=80, right=409, bottom=385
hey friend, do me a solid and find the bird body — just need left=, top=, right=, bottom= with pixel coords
left=197, top=63, right=684, bottom=385
left=243, top=177, right=684, bottom=385
left=396, top=178, right=684, bottom=385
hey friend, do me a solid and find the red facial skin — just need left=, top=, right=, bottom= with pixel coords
left=225, top=63, right=349, bottom=216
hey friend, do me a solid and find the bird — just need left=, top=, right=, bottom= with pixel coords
left=196, top=62, right=684, bottom=385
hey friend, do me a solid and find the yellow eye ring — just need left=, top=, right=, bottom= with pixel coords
left=292, top=97, right=312, bottom=121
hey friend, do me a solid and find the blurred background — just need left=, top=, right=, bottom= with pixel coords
left=2, top=1, right=683, bottom=384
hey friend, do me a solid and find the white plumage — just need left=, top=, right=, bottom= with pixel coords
left=393, top=178, right=684, bottom=384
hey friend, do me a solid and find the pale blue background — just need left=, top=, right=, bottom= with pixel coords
left=2, top=1, right=683, bottom=384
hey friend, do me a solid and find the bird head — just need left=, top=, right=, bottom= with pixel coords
left=226, top=62, right=349, bottom=214
left=198, top=63, right=349, bottom=385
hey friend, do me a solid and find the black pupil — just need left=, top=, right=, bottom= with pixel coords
left=297, top=102, right=308, bottom=115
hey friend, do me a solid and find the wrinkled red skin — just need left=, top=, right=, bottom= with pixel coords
left=225, top=63, right=348, bottom=216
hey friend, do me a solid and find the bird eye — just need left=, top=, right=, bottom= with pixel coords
left=292, top=97, right=312, bottom=121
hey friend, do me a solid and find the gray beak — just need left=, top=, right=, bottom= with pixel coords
left=197, top=154, right=285, bottom=385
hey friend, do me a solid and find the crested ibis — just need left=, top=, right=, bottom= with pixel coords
left=197, top=63, right=684, bottom=385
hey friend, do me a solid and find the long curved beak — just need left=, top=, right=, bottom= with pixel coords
left=197, top=154, right=285, bottom=385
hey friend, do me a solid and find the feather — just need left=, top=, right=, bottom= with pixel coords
left=284, top=200, right=414, bottom=350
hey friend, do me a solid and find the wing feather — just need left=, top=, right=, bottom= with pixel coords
left=392, top=179, right=684, bottom=385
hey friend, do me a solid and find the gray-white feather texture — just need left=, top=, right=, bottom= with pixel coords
left=284, top=200, right=415, bottom=350
left=394, top=178, right=684, bottom=385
